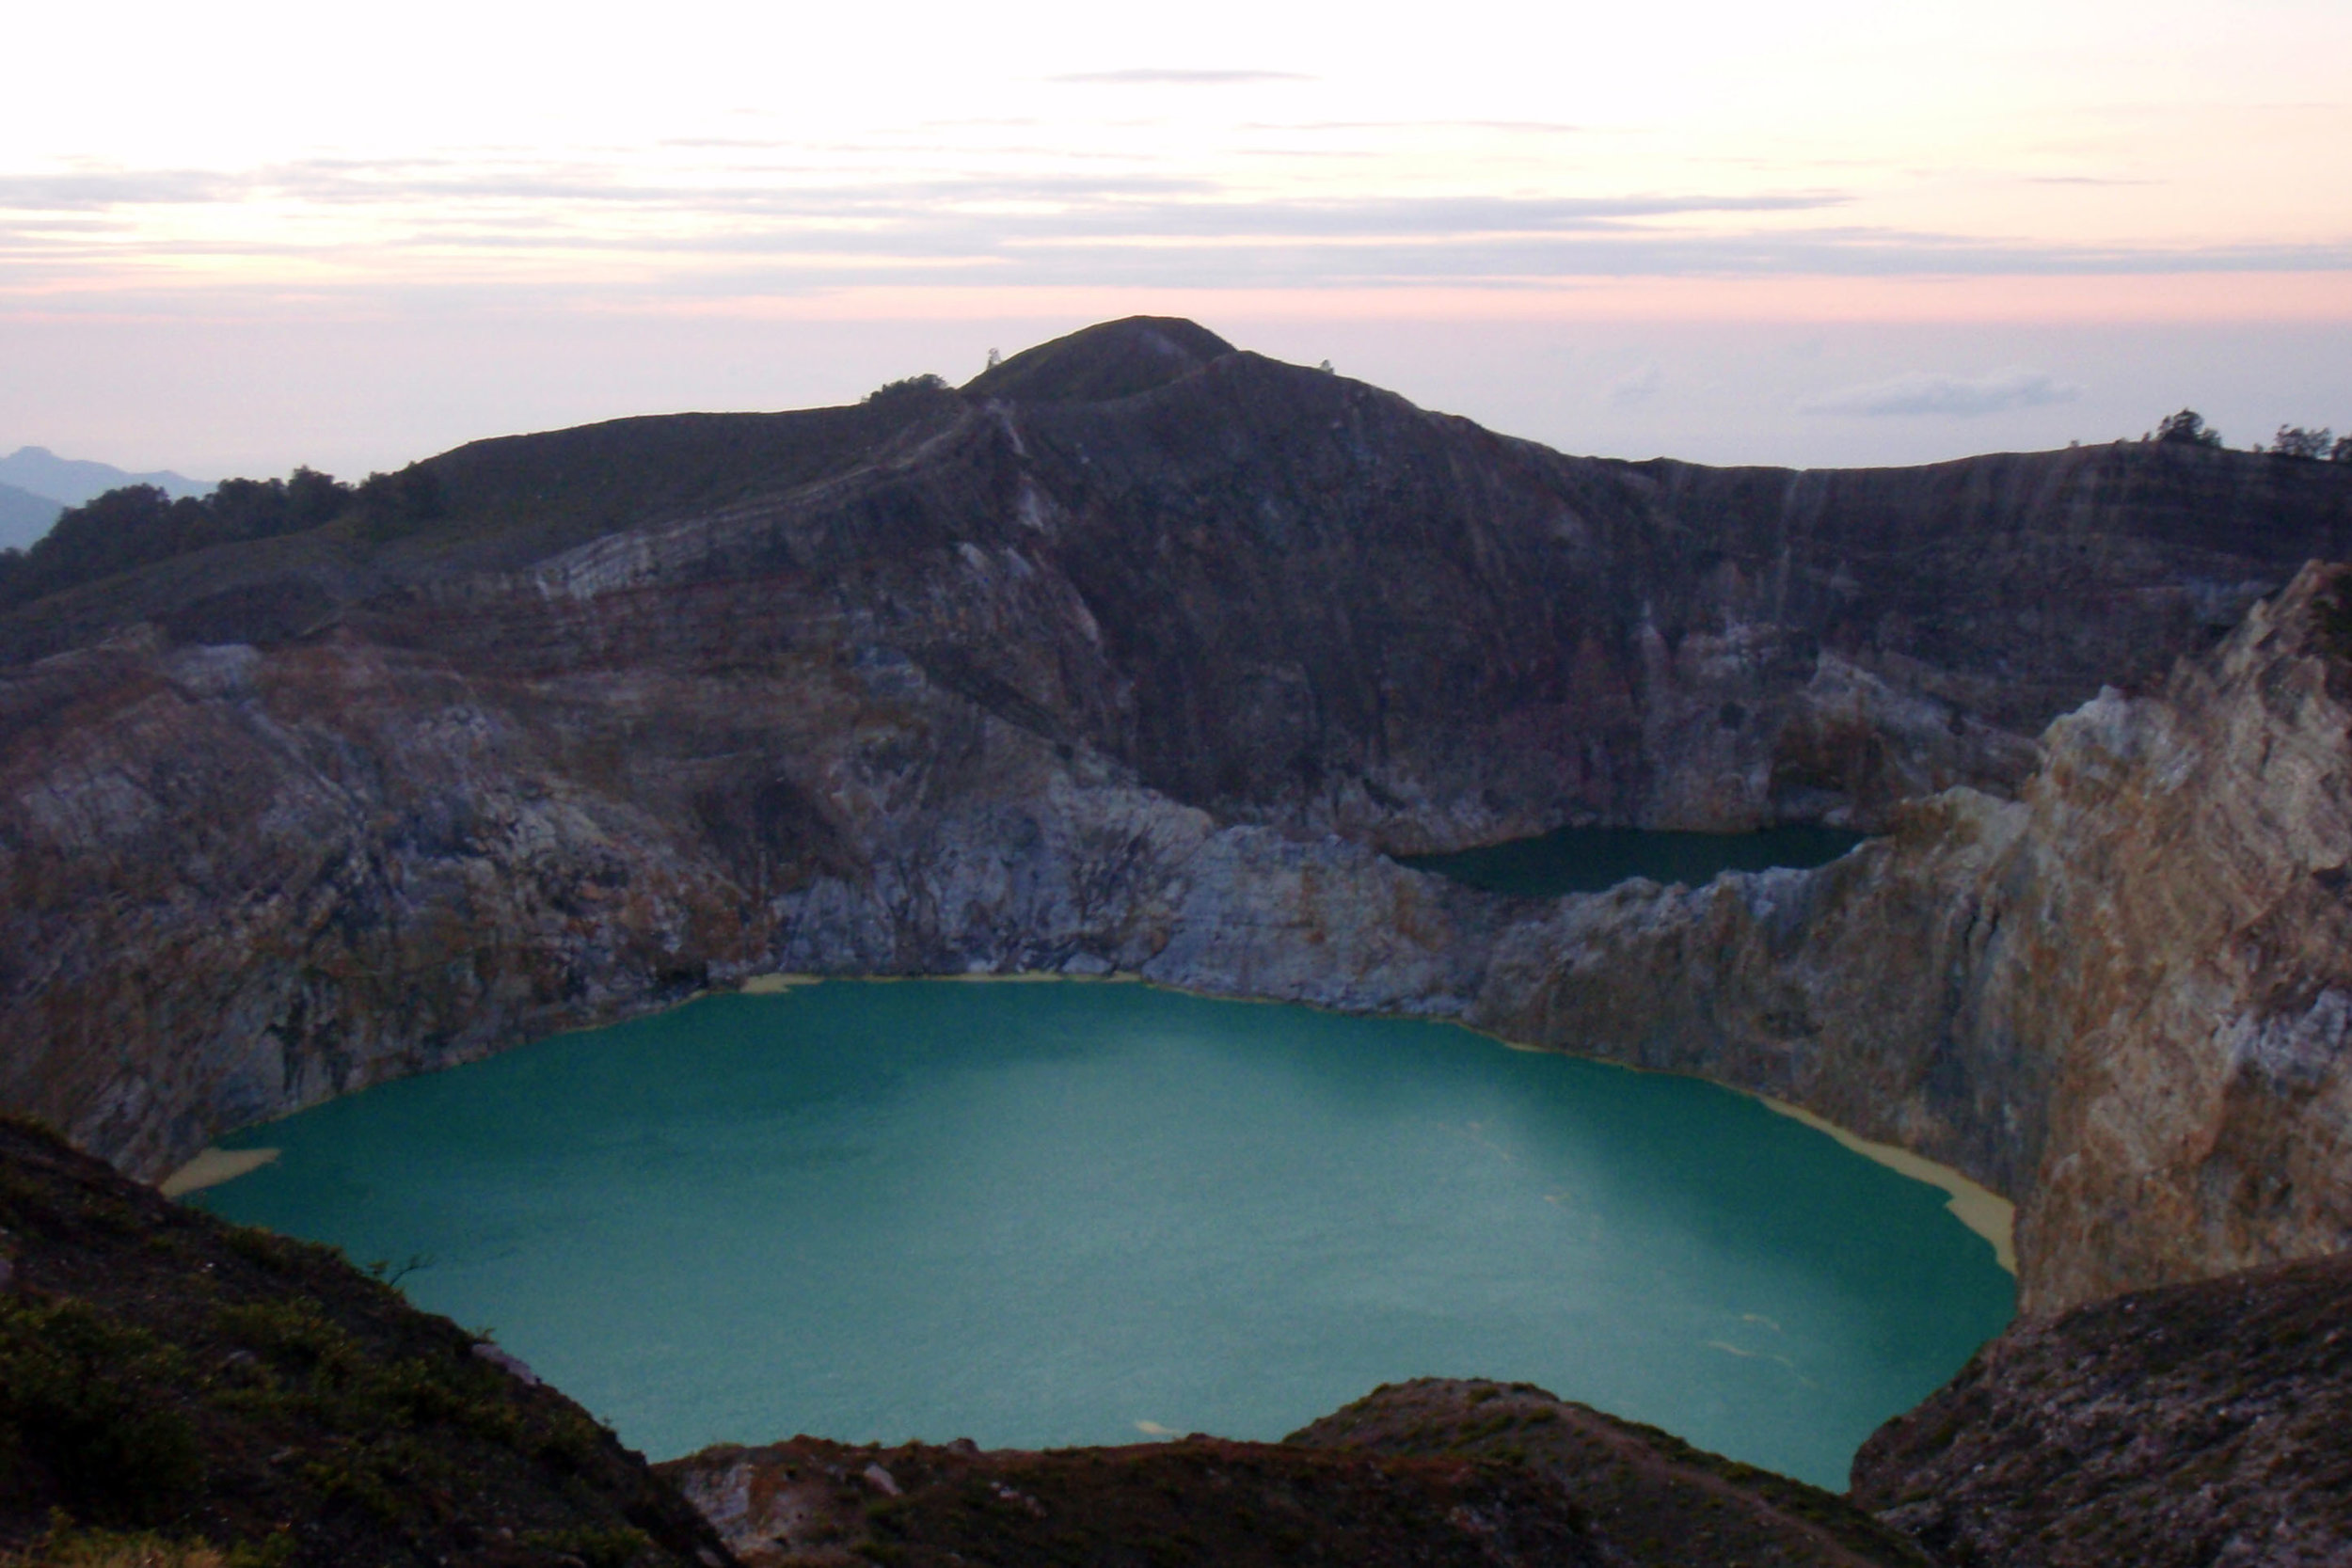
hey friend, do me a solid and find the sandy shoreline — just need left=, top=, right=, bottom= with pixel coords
left=159, top=1146, right=280, bottom=1198
left=1759, top=1100, right=2017, bottom=1273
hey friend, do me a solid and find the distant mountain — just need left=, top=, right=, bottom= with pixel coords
left=0, top=482, right=62, bottom=551
left=0, top=446, right=209, bottom=508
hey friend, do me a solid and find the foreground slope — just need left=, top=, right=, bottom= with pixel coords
left=660, top=1378, right=1928, bottom=1568
left=0, top=1118, right=736, bottom=1568
left=1853, top=1251, right=2352, bottom=1566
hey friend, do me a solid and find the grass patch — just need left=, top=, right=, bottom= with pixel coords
left=0, top=1521, right=291, bottom=1568
left=0, top=1299, right=204, bottom=1525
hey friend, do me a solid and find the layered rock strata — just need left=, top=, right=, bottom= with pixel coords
left=1469, top=562, right=2352, bottom=1312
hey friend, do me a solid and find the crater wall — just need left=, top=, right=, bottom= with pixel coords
left=6, top=319, right=2352, bottom=1315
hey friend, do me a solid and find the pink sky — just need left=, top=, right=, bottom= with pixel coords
left=4, top=0, right=2346, bottom=476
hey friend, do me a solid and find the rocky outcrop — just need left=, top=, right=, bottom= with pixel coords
left=5, top=316, right=2352, bottom=1317
left=1851, top=1251, right=2352, bottom=1566
left=1468, top=562, right=2352, bottom=1312
left=659, top=1377, right=1929, bottom=1568
left=0, top=623, right=1502, bottom=1179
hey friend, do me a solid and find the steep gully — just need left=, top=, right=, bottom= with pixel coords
left=5, top=316, right=2352, bottom=1330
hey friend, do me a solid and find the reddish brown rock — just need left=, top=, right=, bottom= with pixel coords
left=659, top=1378, right=1929, bottom=1568
left=1851, top=1251, right=2352, bottom=1566
left=1471, top=562, right=2352, bottom=1311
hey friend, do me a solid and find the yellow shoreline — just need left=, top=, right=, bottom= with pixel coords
left=1759, top=1100, right=2018, bottom=1274
left=159, top=1146, right=280, bottom=1198
left=159, top=968, right=2022, bottom=1279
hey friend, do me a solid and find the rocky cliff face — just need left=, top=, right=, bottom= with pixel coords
left=1468, top=562, right=2352, bottom=1312
left=5, top=316, right=2351, bottom=1320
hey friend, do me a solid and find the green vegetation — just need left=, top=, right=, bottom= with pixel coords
left=866, top=373, right=949, bottom=403
left=202, top=1294, right=606, bottom=1483
left=2269, top=424, right=2343, bottom=461
left=518, top=1528, right=652, bottom=1568
left=2146, top=409, right=2352, bottom=460
left=0, top=1521, right=291, bottom=1568
left=0, top=1117, right=721, bottom=1567
left=0, top=464, right=443, bottom=611
left=0, top=1299, right=204, bottom=1525
left=2153, top=409, right=2225, bottom=448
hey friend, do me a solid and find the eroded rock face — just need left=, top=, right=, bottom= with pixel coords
left=1468, top=563, right=2352, bottom=1312
left=1851, top=1251, right=2352, bottom=1567
left=6, top=316, right=2352, bottom=1318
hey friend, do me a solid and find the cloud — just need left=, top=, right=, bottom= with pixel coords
left=1242, top=120, right=1583, bottom=135
left=4, top=143, right=2348, bottom=306
left=1609, top=364, right=1663, bottom=404
left=1049, top=70, right=1311, bottom=85
left=0, top=170, right=242, bottom=210
left=1803, top=367, right=2083, bottom=417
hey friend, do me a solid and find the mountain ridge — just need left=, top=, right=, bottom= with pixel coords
left=0, top=445, right=209, bottom=508
left=4, top=318, right=2351, bottom=1306
left=0, top=483, right=60, bottom=552
left=8, top=315, right=2352, bottom=1561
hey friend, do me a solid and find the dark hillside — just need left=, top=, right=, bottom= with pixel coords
left=410, top=383, right=970, bottom=573
left=1627, top=440, right=2352, bottom=734
left=0, top=386, right=965, bottom=664
left=961, top=315, right=1235, bottom=404
left=0, top=1117, right=737, bottom=1568
left=1853, top=1250, right=2352, bottom=1565
left=658, top=1377, right=1929, bottom=1568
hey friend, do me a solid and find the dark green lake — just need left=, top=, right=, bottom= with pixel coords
left=1399, top=825, right=1867, bottom=897
left=196, top=981, right=2010, bottom=1488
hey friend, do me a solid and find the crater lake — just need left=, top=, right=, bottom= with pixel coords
left=194, top=979, right=2011, bottom=1489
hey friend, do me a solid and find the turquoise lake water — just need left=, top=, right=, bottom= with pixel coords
left=196, top=981, right=2010, bottom=1489
left=1400, top=824, right=1867, bottom=897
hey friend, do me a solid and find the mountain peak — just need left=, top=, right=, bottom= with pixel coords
left=0, top=446, right=209, bottom=507
left=962, top=317, right=1235, bottom=404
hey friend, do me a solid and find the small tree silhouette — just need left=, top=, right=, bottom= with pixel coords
left=2154, top=409, right=2224, bottom=447
left=2274, top=425, right=2334, bottom=460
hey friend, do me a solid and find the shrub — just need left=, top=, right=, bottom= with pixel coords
left=865, top=373, right=949, bottom=404
left=0, top=468, right=359, bottom=611
left=352, top=464, right=448, bottom=542
left=0, top=1298, right=205, bottom=1524
left=519, top=1527, right=651, bottom=1568
left=2154, top=409, right=2224, bottom=448
left=0, top=1522, right=291, bottom=1568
